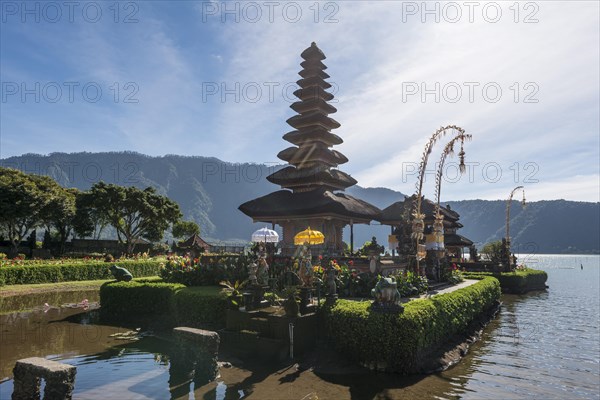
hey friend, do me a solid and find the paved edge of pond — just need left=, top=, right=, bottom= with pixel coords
left=0, top=279, right=112, bottom=298
left=427, top=279, right=479, bottom=296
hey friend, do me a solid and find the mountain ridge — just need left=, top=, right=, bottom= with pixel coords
left=2, top=152, right=598, bottom=254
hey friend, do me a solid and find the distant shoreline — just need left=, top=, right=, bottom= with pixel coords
left=514, top=253, right=600, bottom=256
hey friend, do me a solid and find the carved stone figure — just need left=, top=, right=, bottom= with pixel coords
left=326, top=265, right=337, bottom=296
left=248, top=261, right=258, bottom=285
left=298, top=244, right=313, bottom=286
left=109, top=265, right=133, bottom=282
left=257, top=256, right=269, bottom=285
left=371, top=277, right=401, bottom=306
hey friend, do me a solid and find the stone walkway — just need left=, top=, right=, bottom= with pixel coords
left=422, top=279, right=479, bottom=297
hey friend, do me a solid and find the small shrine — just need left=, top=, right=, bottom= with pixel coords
left=378, top=195, right=474, bottom=261
left=177, top=233, right=211, bottom=258
left=239, top=42, right=380, bottom=255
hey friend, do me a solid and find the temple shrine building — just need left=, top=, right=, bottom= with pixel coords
left=239, top=42, right=380, bottom=255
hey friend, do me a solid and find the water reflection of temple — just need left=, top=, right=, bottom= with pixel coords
left=239, top=43, right=380, bottom=255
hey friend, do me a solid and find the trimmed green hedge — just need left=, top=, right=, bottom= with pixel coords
left=99, top=279, right=184, bottom=324
left=0, top=260, right=164, bottom=286
left=322, top=277, right=501, bottom=374
left=100, top=280, right=228, bottom=328
left=173, top=286, right=229, bottom=327
left=463, top=268, right=548, bottom=293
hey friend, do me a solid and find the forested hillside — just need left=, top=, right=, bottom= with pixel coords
left=2, top=152, right=598, bottom=253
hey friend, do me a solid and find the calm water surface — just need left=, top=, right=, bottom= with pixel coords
left=0, top=254, right=598, bottom=399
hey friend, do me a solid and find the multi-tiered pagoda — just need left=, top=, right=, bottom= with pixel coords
left=239, top=42, right=380, bottom=255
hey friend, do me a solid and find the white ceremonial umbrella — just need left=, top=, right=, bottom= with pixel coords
left=251, top=227, right=279, bottom=243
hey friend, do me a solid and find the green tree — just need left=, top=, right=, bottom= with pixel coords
left=481, top=240, right=504, bottom=264
left=357, top=236, right=385, bottom=256
left=86, top=182, right=182, bottom=254
left=356, top=240, right=372, bottom=256
left=172, top=220, right=200, bottom=239
left=72, top=190, right=104, bottom=240
left=39, top=184, right=79, bottom=255
left=0, top=168, right=50, bottom=256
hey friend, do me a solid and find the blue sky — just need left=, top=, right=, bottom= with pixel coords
left=1, top=1, right=599, bottom=202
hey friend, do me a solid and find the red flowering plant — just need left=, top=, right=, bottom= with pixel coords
left=441, top=262, right=464, bottom=284
left=160, top=254, right=250, bottom=286
left=315, top=258, right=370, bottom=298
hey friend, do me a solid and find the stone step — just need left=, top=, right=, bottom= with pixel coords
left=224, top=309, right=318, bottom=357
left=246, top=317, right=272, bottom=337
left=219, top=329, right=289, bottom=361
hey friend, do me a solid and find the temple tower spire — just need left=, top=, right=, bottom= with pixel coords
left=267, top=42, right=357, bottom=193
left=239, top=42, right=381, bottom=255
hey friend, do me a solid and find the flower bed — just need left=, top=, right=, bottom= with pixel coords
left=322, top=276, right=501, bottom=374
left=305, top=259, right=429, bottom=299
left=159, top=255, right=249, bottom=286
left=462, top=268, right=548, bottom=293
left=0, top=259, right=164, bottom=286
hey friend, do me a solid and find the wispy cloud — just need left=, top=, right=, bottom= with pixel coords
left=1, top=1, right=598, bottom=201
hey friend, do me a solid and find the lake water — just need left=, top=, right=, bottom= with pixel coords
left=0, top=254, right=598, bottom=399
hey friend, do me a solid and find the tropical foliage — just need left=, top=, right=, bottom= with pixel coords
left=80, top=182, right=182, bottom=254
left=0, top=168, right=84, bottom=256
left=0, top=168, right=187, bottom=257
left=307, top=259, right=429, bottom=299
left=441, top=262, right=465, bottom=284
left=172, top=220, right=200, bottom=239
left=480, top=240, right=504, bottom=263
left=160, top=255, right=249, bottom=286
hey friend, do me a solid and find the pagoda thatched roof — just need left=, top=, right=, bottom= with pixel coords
left=378, top=196, right=460, bottom=224
left=283, top=128, right=343, bottom=146
left=239, top=189, right=381, bottom=223
left=267, top=166, right=356, bottom=191
left=277, top=146, right=348, bottom=167
left=178, top=233, right=210, bottom=249
left=444, top=233, right=474, bottom=247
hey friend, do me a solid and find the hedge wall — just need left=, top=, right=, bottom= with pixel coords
left=0, top=260, right=163, bottom=286
left=322, top=277, right=501, bottom=374
left=172, top=286, right=229, bottom=327
left=100, top=280, right=228, bottom=328
left=463, top=269, right=548, bottom=293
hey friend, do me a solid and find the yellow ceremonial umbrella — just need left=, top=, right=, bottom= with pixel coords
left=294, top=227, right=325, bottom=245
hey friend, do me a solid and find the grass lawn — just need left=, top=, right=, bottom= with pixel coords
left=0, top=276, right=162, bottom=297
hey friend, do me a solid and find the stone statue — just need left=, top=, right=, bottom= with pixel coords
left=298, top=244, right=313, bottom=286
left=326, top=265, right=337, bottom=296
left=248, top=261, right=258, bottom=285
left=257, top=255, right=269, bottom=285
left=369, top=255, right=378, bottom=274
left=110, top=265, right=133, bottom=282
left=371, top=277, right=401, bottom=306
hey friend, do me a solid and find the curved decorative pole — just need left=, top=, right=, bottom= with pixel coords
left=505, top=186, right=526, bottom=269
left=412, top=125, right=466, bottom=218
left=411, top=125, right=466, bottom=275
left=432, top=133, right=472, bottom=263
left=434, top=134, right=472, bottom=217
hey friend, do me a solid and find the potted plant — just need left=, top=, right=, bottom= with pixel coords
left=219, top=279, right=247, bottom=309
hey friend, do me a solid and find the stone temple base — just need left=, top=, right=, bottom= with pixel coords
left=172, top=327, right=220, bottom=386
left=12, top=357, right=76, bottom=400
